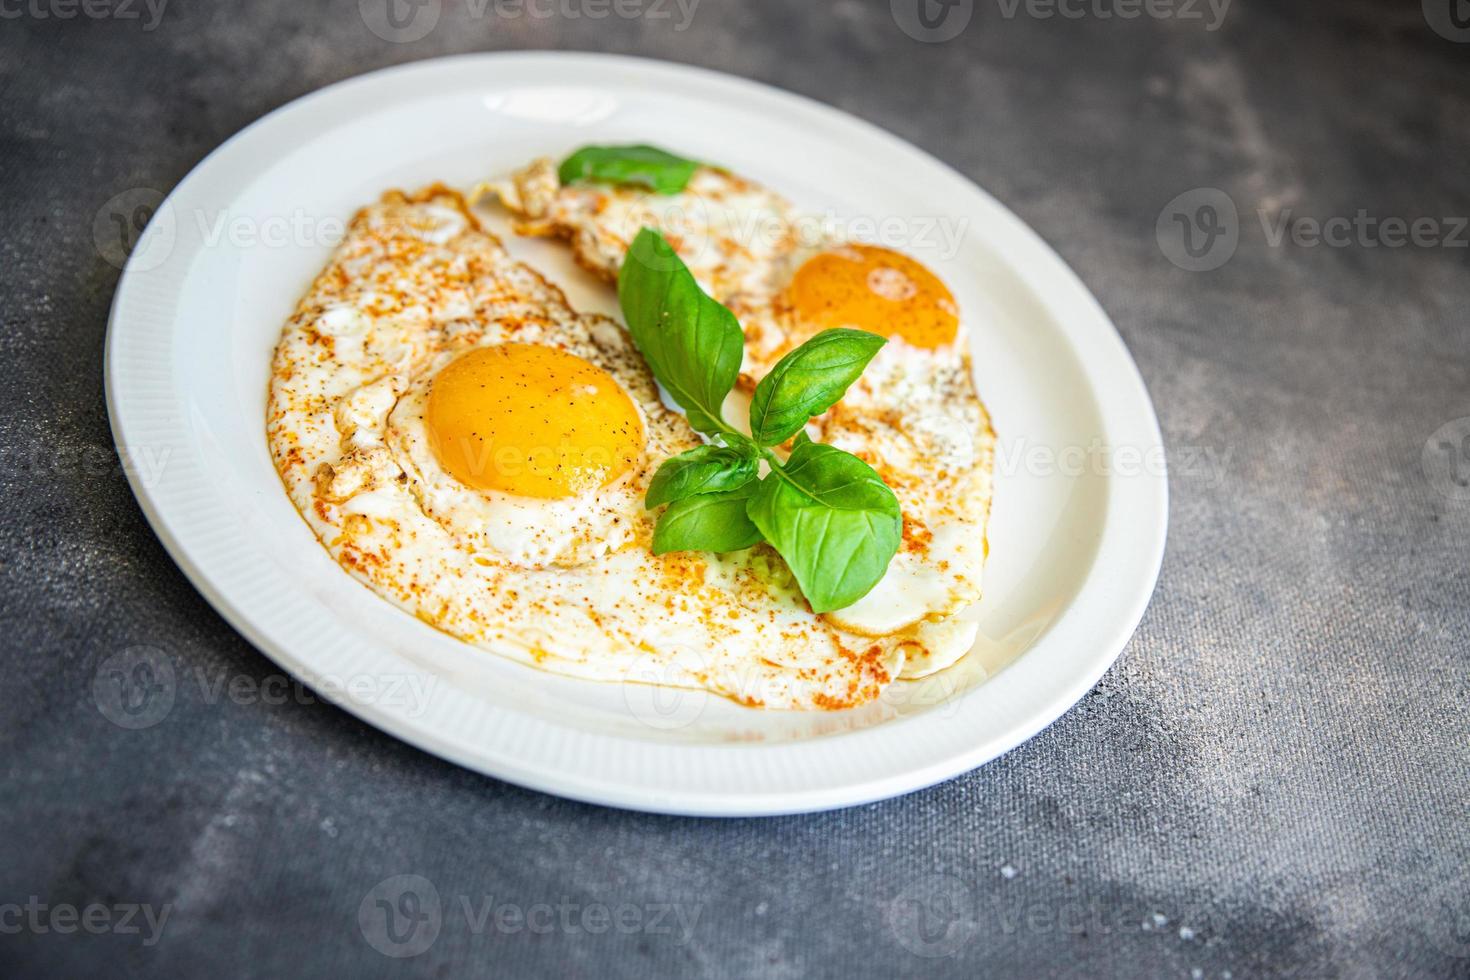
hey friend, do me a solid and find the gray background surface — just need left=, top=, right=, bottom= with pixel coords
left=2, top=0, right=1468, bottom=977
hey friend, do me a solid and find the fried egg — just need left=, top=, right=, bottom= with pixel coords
left=490, top=160, right=996, bottom=677
left=388, top=338, right=651, bottom=569
left=268, top=185, right=971, bottom=709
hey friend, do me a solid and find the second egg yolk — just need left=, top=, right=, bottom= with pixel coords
left=785, top=244, right=959, bottom=350
left=426, top=343, right=645, bottom=499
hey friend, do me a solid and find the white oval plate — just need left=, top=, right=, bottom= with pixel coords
left=106, top=52, right=1166, bottom=816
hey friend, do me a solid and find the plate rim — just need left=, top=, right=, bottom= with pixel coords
left=105, top=51, right=1168, bottom=816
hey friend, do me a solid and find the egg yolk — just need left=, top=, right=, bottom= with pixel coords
left=426, top=343, right=644, bottom=499
left=786, top=244, right=959, bottom=350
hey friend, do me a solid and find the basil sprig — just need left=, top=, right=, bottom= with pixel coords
left=618, top=229, right=744, bottom=436
left=645, top=444, right=759, bottom=509
left=746, top=441, right=903, bottom=613
left=652, top=482, right=763, bottom=555
left=749, top=328, right=887, bottom=446
left=558, top=145, right=701, bottom=195
left=619, top=228, right=901, bottom=613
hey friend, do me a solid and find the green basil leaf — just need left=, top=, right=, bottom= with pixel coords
left=618, top=228, right=744, bottom=437
left=745, top=441, right=901, bottom=613
left=748, top=329, right=887, bottom=446
left=719, top=431, right=761, bottom=456
left=646, top=444, right=759, bottom=509
left=558, top=145, right=701, bottom=195
left=652, top=483, right=763, bottom=555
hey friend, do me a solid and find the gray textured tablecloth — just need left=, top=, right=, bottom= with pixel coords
left=2, top=1, right=1467, bottom=977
